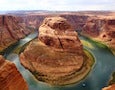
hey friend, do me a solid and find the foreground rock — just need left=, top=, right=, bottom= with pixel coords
left=82, top=17, right=115, bottom=55
left=102, top=84, right=115, bottom=90
left=102, top=72, right=115, bottom=90
left=20, top=17, right=94, bottom=85
left=0, top=55, right=28, bottom=90
left=0, top=15, right=31, bottom=51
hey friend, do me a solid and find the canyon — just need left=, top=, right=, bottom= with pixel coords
left=0, top=11, right=115, bottom=89
left=9, top=11, right=115, bottom=55
left=0, top=15, right=31, bottom=52
left=20, top=16, right=94, bottom=85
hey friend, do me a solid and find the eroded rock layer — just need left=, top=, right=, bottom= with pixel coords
left=39, top=17, right=83, bottom=53
left=19, top=14, right=89, bottom=31
left=0, top=55, right=28, bottom=90
left=20, top=17, right=94, bottom=85
left=82, top=17, right=115, bottom=55
left=0, top=15, right=31, bottom=51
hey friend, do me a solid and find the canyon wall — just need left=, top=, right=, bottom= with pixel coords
left=0, top=15, right=31, bottom=51
left=0, top=55, right=28, bottom=90
left=82, top=17, right=115, bottom=54
left=18, top=12, right=115, bottom=54
left=82, top=17, right=115, bottom=37
left=20, top=14, right=89, bottom=31
left=10, top=12, right=115, bottom=53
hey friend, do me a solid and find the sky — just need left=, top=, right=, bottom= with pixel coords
left=0, top=0, right=115, bottom=11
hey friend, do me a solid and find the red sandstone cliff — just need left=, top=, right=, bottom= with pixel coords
left=0, top=55, right=28, bottom=90
left=0, top=15, right=31, bottom=51
left=60, top=14, right=89, bottom=30
left=82, top=17, right=115, bottom=54
left=20, top=14, right=89, bottom=31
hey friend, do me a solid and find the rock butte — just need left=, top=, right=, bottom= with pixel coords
left=20, top=16, right=94, bottom=85
left=19, top=12, right=115, bottom=55
left=0, top=55, right=28, bottom=90
left=13, top=11, right=114, bottom=52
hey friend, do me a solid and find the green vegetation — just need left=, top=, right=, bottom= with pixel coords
left=92, top=39, right=115, bottom=55
left=80, top=35, right=115, bottom=55
left=84, top=36, right=107, bottom=48
left=109, top=72, right=115, bottom=85
left=84, top=49, right=95, bottom=67
left=81, top=40, right=95, bottom=49
left=0, top=40, right=18, bottom=55
left=109, top=48, right=115, bottom=56
left=13, top=38, right=37, bottom=54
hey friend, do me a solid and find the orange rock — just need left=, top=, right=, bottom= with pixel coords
left=0, top=55, right=28, bottom=90
left=39, top=17, right=83, bottom=53
left=0, top=15, right=31, bottom=50
left=102, top=84, right=115, bottom=90
left=82, top=17, right=115, bottom=54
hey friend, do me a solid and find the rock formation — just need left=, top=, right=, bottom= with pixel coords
left=39, top=17, right=83, bottom=52
left=102, top=84, right=115, bottom=90
left=0, top=55, right=28, bottom=90
left=20, top=16, right=94, bottom=85
left=82, top=17, right=115, bottom=55
left=60, top=14, right=89, bottom=30
left=19, top=13, right=89, bottom=32
left=0, top=15, right=31, bottom=51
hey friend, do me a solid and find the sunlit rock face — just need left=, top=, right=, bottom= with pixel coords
left=39, top=17, right=83, bottom=53
left=82, top=17, right=115, bottom=54
left=20, top=17, right=93, bottom=85
left=102, top=84, right=115, bottom=90
left=99, top=19, right=115, bottom=53
left=0, top=15, right=31, bottom=51
left=82, top=17, right=106, bottom=37
left=0, top=55, right=28, bottom=90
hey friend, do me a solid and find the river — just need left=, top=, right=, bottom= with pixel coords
left=5, top=33, right=115, bottom=90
